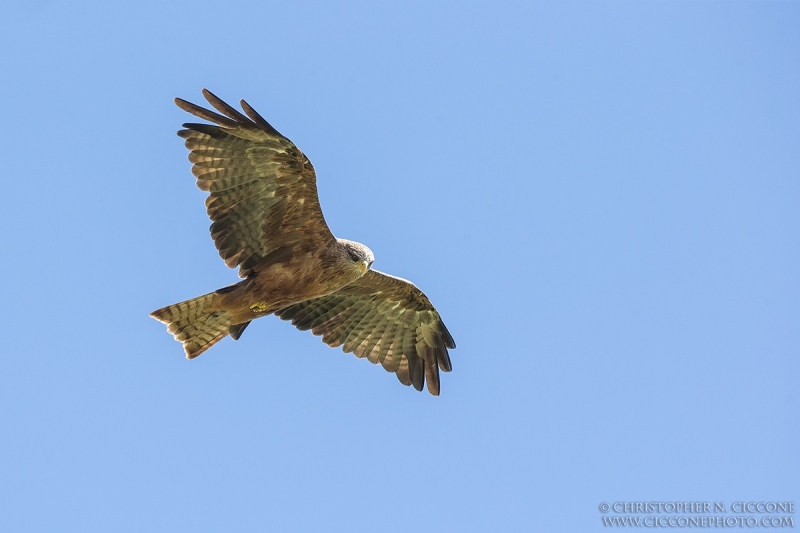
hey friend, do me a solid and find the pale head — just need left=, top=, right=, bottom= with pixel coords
left=337, top=238, right=375, bottom=275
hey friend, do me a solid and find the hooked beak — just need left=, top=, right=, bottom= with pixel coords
left=358, top=260, right=369, bottom=274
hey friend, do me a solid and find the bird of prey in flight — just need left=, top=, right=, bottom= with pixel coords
left=151, top=89, right=455, bottom=395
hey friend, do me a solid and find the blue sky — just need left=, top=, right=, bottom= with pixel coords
left=0, top=1, right=797, bottom=531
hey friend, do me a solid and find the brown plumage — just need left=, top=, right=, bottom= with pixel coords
left=151, top=89, right=455, bottom=395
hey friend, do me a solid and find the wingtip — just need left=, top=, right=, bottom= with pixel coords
left=173, top=94, right=239, bottom=128
left=176, top=89, right=214, bottom=107
left=201, top=88, right=223, bottom=107
left=426, top=377, right=441, bottom=396
left=174, top=97, right=193, bottom=112
left=240, top=98, right=283, bottom=136
left=441, top=323, right=456, bottom=349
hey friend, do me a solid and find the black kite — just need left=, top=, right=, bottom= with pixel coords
left=151, top=90, right=455, bottom=395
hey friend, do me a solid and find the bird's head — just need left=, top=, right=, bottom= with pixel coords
left=338, top=239, right=374, bottom=275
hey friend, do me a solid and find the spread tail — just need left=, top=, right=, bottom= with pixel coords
left=150, top=292, right=232, bottom=358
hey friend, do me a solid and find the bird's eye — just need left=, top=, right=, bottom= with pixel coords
left=349, top=252, right=361, bottom=262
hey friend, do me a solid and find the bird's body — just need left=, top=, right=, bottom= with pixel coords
left=151, top=90, right=455, bottom=395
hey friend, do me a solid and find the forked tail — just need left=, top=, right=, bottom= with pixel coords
left=150, top=292, right=232, bottom=358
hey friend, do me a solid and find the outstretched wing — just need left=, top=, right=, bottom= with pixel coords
left=175, top=89, right=334, bottom=278
left=275, top=270, right=456, bottom=395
